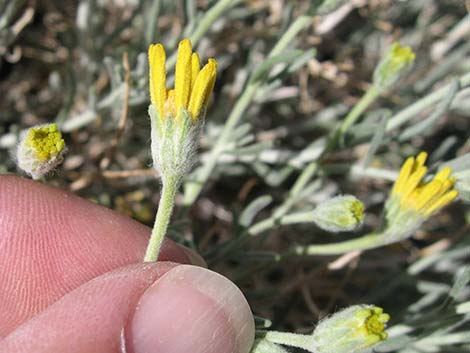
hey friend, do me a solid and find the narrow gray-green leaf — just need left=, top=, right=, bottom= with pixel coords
left=399, top=79, right=460, bottom=141
left=239, top=195, right=273, bottom=227
left=225, top=141, right=274, bottom=156
left=362, top=110, right=390, bottom=167
left=250, top=50, right=305, bottom=83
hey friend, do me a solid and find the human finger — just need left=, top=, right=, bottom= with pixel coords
left=0, top=264, right=255, bottom=353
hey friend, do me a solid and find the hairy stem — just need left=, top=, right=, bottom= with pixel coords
left=144, top=175, right=178, bottom=262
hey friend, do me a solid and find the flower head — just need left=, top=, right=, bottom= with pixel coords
left=374, top=42, right=415, bottom=90
left=147, top=39, right=217, bottom=181
left=312, top=195, right=364, bottom=233
left=389, top=152, right=458, bottom=215
left=16, top=123, right=67, bottom=180
left=312, top=305, right=390, bottom=353
left=385, top=152, right=458, bottom=239
left=148, top=39, right=217, bottom=121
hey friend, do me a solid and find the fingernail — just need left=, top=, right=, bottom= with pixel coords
left=181, top=247, right=207, bottom=268
left=126, top=265, right=255, bottom=353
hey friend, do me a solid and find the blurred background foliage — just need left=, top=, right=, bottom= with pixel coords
left=1, top=0, right=469, bottom=352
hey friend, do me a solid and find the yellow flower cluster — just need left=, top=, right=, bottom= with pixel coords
left=361, top=307, right=390, bottom=344
left=311, top=305, right=390, bottom=353
left=387, top=42, right=415, bottom=74
left=24, top=124, right=65, bottom=162
left=148, top=39, right=217, bottom=120
left=391, top=152, right=458, bottom=216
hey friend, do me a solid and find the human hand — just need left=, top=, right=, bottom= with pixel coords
left=0, top=175, right=254, bottom=353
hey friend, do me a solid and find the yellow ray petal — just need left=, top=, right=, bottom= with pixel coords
left=188, top=58, right=217, bottom=120
left=433, top=166, right=452, bottom=182
left=401, top=166, right=427, bottom=198
left=148, top=45, right=157, bottom=105
left=415, top=152, right=428, bottom=169
left=440, top=179, right=455, bottom=193
left=392, top=156, right=415, bottom=195
left=202, top=59, right=217, bottom=107
left=415, top=180, right=443, bottom=211
left=402, top=188, right=420, bottom=209
left=424, top=190, right=458, bottom=215
left=164, top=89, right=176, bottom=117
left=423, top=178, right=455, bottom=207
left=174, top=39, right=192, bottom=112
left=148, top=44, right=167, bottom=117
left=190, top=53, right=200, bottom=91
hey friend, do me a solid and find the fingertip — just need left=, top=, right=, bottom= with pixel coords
left=126, top=265, right=255, bottom=353
left=0, top=175, right=202, bottom=336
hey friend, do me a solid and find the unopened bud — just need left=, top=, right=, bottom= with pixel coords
left=373, top=42, right=415, bottom=90
left=16, top=123, right=66, bottom=180
left=312, top=195, right=364, bottom=232
left=312, top=305, right=390, bottom=353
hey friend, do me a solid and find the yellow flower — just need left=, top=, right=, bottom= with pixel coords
left=17, top=123, right=67, bottom=179
left=25, top=124, right=65, bottom=162
left=391, top=152, right=458, bottom=216
left=147, top=39, right=217, bottom=180
left=148, top=39, right=217, bottom=121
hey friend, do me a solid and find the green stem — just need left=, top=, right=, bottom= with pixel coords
left=144, top=176, right=178, bottom=262
left=189, top=0, right=242, bottom=45
left=248, top=211, right=313, bottom=235
left=339, top=84, right=381, bottom=136
left=208, top=210, right=313, bottom=262
left=268, top=16, right=313, bottom=58
left=144, top=0, right=161, bottom=44
left=273, top=162, right=319, bottom=219
left=292, top=233, right=387, bottom=256
left=248, top=218, right=276, bottom=236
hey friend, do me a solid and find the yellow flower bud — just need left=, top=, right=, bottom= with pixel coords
left=373, top=42, right=415, bottom=90
left=312, top=195, right=364, bottom=232
left=312, top=305, right=390, bottom=353
left=263, top=305, right=390, bottom=353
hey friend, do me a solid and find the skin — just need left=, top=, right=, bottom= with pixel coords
left=0, top=175, right=255, bottom=353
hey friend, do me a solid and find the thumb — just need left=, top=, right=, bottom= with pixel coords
left=0, top=263, right=255, bottom=353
